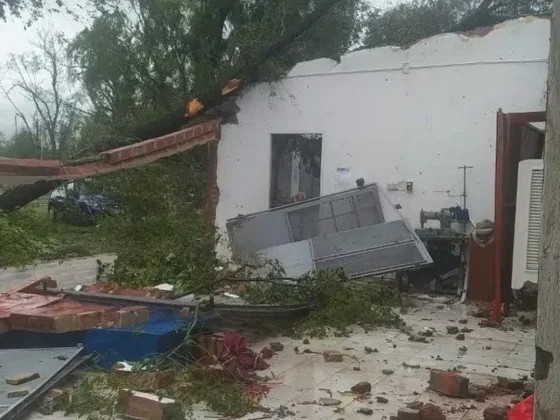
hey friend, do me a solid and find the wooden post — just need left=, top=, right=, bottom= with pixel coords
left=535, top=3, right=560, bottom=419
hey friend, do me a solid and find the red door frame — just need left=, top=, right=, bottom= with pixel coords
left=493, top=110, right=546, bottom=321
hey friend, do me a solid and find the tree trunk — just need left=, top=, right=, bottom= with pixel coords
left=535, top=3, right=560, bottom=420
left=0, top=180, right=61, bottom=213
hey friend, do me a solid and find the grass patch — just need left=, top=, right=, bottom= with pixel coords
left=0, top=207, right=113, bottom=268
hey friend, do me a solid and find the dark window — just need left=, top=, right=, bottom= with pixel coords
left=270, top=133, right=322, bottom=209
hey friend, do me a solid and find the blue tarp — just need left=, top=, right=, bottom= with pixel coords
left=0, top=309, right=221, bottom=369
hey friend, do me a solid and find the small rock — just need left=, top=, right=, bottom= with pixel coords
left=261, top=347, right=274, bottom=359
left=403, top=362, right=421, bottom=369
left=269, top=342, right=284, bottom=352
left=407, top=401, right=424, bottom=410
left=524, top=380, right=535, bottom=393
left=357, top=407, right=373, bottom=415
left=497, top=376, right=525, bottom=390
left=382, top=369, right=394, bottom=375
left=459, top=346, right=468, bottom=353
left=436, top=355, right=444, bottom=361
left=446, top=326, right=459, bottom=334
left=485, top=346, right=493, bottom=350
left=398, top=408, right=421, bottom=420
left=376, top=396, right=389, bottom=403
left=351, top=381, right=372, bottom=394
left=479, top=319, right=499, bottom=328
left=353, top=366, right=362, bottom=371
left=301, top=400, right=316, bottom=405
left=303, top=339, right=310, bottom=345
left=364, top=346, right=374, bottom=354
left=436, top=305, right=445, bottom=309
left=511, top=396, right=523, bottom=404
left=318, top=398, right=342, bottom=406
left=459, top=319, right=468, bottom=324
left=419, top=329, right=434, bottom=337
left=7, top=389, right=29, bottom=398
left=323, top=351, right=343, bottom=362
left=456, top=333, right=466, bottom=341
left=483, top=406, right=509, bottom=420
left=419, top=403, right=446, bottom=420
left=409, top=334, right=428, bottom=343
left=294, top=346, right=299, bottom=353
left=460, top=327, right=474, bottom=333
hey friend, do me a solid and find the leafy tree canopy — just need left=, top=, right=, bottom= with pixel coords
left=364, top=0, right=552, bottom=48
left=0, top=0, right=63, bottom=23
left=69, top=0, right=365, bottom=130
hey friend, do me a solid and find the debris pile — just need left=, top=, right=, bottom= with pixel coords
left=383, top=368, right=535, bottom=420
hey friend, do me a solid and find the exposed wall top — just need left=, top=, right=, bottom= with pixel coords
left=286, top=17, right=549, bottom=80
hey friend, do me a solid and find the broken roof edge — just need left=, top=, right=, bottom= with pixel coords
left=0, top=120, right=221, bottom=186
left=283, top=16, right=549, bottom=80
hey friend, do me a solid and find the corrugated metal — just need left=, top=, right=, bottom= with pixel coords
left=526, top=167, right=543, bottom=271
left=0, top=347, right=84, bottom=420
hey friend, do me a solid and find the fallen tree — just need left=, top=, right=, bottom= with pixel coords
left=0, top=0, right=350, bottom=212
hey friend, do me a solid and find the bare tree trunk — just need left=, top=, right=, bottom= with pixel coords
left=535, top=3, right=560, bottom=420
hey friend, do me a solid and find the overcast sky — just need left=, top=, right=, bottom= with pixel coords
left=0, top=0, right=404, bottom=138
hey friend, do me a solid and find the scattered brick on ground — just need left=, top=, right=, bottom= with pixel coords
left=429, top=370, right=470, bottom=398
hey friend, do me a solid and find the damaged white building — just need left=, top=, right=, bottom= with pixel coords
left=214, top=17, right=550, bottom=262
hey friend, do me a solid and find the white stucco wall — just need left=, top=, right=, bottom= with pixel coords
left=216, top=17, right=550, bottom=258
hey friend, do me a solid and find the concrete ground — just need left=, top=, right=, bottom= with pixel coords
left=12, top=282, right=533, bottom=420
left=0, top=254, right=116, bottom=293
left=229, top=299, right=534, bottom=420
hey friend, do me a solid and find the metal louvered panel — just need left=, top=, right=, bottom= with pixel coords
left=315, top=242, right=426, bottom=277
left=526, top=168, right=543, bottom=271
left=227, top=183, right=433, bottom=278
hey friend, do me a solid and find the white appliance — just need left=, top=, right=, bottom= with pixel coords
left=512, top=159, right=544, bottom=289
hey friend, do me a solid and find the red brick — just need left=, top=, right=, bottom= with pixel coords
left=74, top=310, right=105, bottom=330
left=118, top=390, right=181, bottom=420
left=419, top=403, right=446, bottom=420
left=115, top=306, right=150, bottom=328
left=8, top=389, right=30, bottom=398
left=9, top=300, right=117, bottom=333
left=483, top=406, right=509, bottom=420
left=398, top=408, right=420, bottom=420
left=429, top=370, right=470, bottom=398
left=112, top=371, right=173, bottom=392
left=204, top=141, right=220, bottom=228
left=5, top=372, right=40, bottom=385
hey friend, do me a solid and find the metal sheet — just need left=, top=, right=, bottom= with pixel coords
left=227, top=210, right=291, bottom=259
left=227, top=184, right=385, bottom=259
left=227, top=184, right=432, bottom=278
left=256, top=241, right=315, bottom=278
left=311, top=221, right=413, bottom=259
left=0, top=346, right=84, bottom=420
left=315, top=242, right=426, bottom=278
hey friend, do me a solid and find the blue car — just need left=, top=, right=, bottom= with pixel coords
left=48, top=182, right=120, bottom=220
